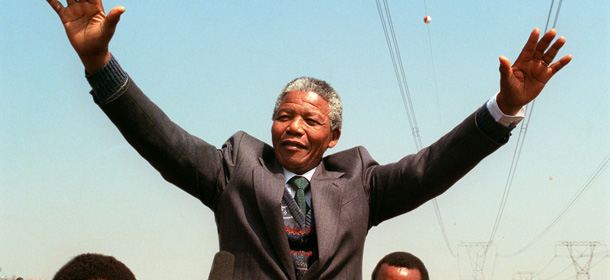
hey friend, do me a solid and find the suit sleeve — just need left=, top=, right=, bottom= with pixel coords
left=367, top=107, right=506, bottom=227
left=86, top=56, right=231, bottom=209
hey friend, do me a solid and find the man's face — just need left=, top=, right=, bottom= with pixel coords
left=374, top=263, right=422, bottom=280
left=272, top=90, right=341, bottom=174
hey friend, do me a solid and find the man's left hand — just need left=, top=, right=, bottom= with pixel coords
left=497, top=28, right=572, bottom=115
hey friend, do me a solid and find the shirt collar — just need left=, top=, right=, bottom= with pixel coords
left=283, top=167, right=316, bottom=185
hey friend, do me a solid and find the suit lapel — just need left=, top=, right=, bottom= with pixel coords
left=306, top=162, right=344, bottom=276
left=253, top=157, right=345, bottom=279
left=253, top=157, right=296, bottom=279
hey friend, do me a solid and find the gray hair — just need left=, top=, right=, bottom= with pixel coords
left=273, top=77, right=343, bottom=130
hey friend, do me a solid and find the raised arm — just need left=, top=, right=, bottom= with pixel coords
left=46, top=0, right=125, bottom=73
left=497, top=28, right=572, bottom=115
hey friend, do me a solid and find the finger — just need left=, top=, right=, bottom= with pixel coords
left=498, top=56, right=513, bottom=80
left=531, top=29, right=557, bottom=61
left=46, top=0, right=64, bottom=14
left=515, top=28, right=540, bottom=63
left=541, top=36, right=566, bottom=65
left=549, top=54, right=572, bottom=75
left=102, top=6, right=126, bottom=37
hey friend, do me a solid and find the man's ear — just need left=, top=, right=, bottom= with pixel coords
left=327, top=128, right=341, bottom=148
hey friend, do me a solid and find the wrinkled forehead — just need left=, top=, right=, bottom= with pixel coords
left=279, top=91, right=329, bottom=112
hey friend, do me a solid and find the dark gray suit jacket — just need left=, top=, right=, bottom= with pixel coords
left=95, top=76, right=504, bottom=279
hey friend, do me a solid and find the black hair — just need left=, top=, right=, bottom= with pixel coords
left=52, top=253, right=136, bottom=280
left=371, top=251, right=429, bottom=280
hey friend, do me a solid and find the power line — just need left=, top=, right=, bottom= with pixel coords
left=533, top=254, right=560, bottom=278
left=486, top=0, right=565, bottom=249
left=375, top=0, right=458, bottom=258
left=420, top=0, right=456, bottom=257
left=375, top=0, right=459, bottom=257
left=375, top=0, right=423, bottom=151
left=538, top=261, right=573, bottom=280
left=544, top=0, right=557, bottom=32
left=487, top=119, right=529, bottom=244
left=421, top=0, right=442, bottom=130
left=544, top=0, right=565, bottom=33
left=432, top=200, right=456, bottom=256
left=502, top=153, right=610, bottom=257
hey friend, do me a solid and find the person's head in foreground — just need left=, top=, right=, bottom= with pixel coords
left=52, top=253, right=136, bottom=280
left=372, top=251, right=429, bottom=280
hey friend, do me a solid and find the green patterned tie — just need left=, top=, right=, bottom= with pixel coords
left=289, top=176, right=310, bottom=214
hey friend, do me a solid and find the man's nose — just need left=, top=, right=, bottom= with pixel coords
left=287, top=118, right=305, bottom=134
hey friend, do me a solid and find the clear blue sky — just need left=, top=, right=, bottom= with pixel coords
left=2, top=1, right=608, bottom=279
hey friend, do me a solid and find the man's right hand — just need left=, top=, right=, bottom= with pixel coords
left=46, top=0, right=125, bottom=73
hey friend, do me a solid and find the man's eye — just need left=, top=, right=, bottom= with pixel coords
left=306, top=119, right=320, bottom=125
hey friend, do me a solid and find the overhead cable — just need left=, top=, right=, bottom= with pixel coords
left=374, top=0, right=455, bottom=257
left=486, top=0, right=565, bottom=249
left=503, top=153, right=610, bottom=257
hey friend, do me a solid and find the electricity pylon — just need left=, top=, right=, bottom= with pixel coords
left=559, top=241, right=602, bottom=280
left=459, top=242, right=494, bottom=280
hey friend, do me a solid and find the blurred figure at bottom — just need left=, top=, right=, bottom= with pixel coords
left=52, top=253, right=136, bottom=280
left=371, top=251, right=429, bottom=280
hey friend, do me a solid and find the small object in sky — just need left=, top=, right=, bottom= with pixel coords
left=424, top=16, right=432, bottom=24
left=549, top=176, right=553, bottom=180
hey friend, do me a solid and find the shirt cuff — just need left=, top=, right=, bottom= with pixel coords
left=486, top=93, right=525, bottom=127
left=85, top=55, right=129, bottom=104
left=476, top=102, right=515, bottom=144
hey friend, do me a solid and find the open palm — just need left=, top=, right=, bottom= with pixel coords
left=497, top=28, right=572, bottom=115
left=47, top=0, right=124, bottom=72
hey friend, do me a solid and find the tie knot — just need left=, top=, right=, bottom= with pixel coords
left=289, top=176, right=310, bottom=190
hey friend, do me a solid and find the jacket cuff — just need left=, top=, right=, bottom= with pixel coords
left=85, top=55, right=129, bottom=104
left=475, top=103, right=516, bottom=144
